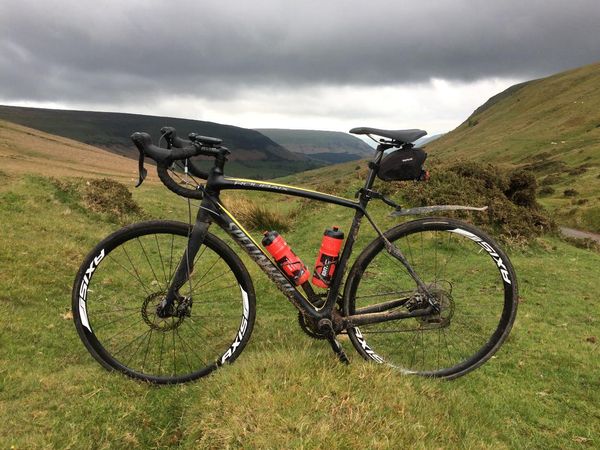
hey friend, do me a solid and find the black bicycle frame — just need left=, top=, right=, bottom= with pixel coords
left=165, top=144, right=432, bottom=327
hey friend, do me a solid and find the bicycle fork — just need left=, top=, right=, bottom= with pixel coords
left=157, top=205, right=213, bottom=317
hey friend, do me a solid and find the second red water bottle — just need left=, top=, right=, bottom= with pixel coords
left=312, top=226, right=344, bottom=288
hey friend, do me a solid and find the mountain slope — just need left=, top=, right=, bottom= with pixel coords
left=427, top=62, right=600, bottom=166
left=415, top=133, right=444, bottom=147
left=425, top=61, right=600, bottom=232
left=256, top=128, right=374, bottom=163
left=0, top=119, right=139, bottom=180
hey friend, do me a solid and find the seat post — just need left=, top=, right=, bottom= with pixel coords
left=362, top=145, right=388, bottom=193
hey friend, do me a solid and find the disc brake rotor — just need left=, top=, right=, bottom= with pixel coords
left=141, top=292, right=188, bottom=332
left=417, top=282, right=454, bottom=328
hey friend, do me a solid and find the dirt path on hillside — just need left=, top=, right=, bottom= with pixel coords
left=560, top=227, right=600, bottom=243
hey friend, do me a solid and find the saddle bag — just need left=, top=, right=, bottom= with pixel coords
left=377, top=146, right=428, bottom=181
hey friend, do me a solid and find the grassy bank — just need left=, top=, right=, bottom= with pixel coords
left=1, top=171, right=599, bottom=449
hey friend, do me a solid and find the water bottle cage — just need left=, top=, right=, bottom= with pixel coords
left=278, top=258, right=307, bottom=282
left=315, top=258, right=338, bottom=285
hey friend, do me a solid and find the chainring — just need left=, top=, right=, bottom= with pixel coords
left=298, top=312, right=328, bottom=340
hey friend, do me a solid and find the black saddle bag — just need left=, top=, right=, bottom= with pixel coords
left=377, top=147, right=427, bottom=181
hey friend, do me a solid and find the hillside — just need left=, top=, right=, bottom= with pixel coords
left=0, top=119, right=139, bottom=181
left=256, top=128, right=374, bottom=163
left=425, top=61, right=600, bottom=232
left=416, top=133, right=444, bottom=147
left=0, top=105, right=323, bottom=178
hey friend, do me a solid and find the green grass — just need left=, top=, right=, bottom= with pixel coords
left=1, top=172, right=599, bottom=449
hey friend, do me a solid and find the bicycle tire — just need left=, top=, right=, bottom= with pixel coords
left=343, top=218, right=518, bottom=379
left=72, top=220, right=256, bottom=384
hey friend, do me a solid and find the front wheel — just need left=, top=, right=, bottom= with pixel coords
left=343, top=218, right=518, bottom=379
left=72, top=220, right=256, bottom=384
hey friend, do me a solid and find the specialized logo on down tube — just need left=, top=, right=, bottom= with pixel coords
left=220, top=286, right=250, bottom=364
left=226, top=222, right=296, bottom=295
left=78, top=249, right=105, bottom=332
left=450, top=228, right=512, bottom=285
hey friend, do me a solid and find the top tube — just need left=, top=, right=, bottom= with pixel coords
left=210, top=175, right=363, bottom=210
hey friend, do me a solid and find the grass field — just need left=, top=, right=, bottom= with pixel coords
left=1, top=158, right=599, bottom=448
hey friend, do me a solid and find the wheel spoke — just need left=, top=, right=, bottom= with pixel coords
left=137, top=237, right=163, bottom=292
left=154, top=234, right=168, bottom=286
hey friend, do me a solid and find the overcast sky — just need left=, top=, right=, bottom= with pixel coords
left=1, top=0, right=599, bottom=135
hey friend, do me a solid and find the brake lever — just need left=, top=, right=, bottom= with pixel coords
left=135, top=150, right=147, bottom=187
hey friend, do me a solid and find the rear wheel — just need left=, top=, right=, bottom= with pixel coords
left=72, top=220, right=256, bottom=384
left=343, top=218, right=517, bottom=379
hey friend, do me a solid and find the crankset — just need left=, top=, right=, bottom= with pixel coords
left=298, top=312, right=328, bottom=340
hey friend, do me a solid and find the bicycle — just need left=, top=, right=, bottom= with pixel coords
left=72, top=126, right=518, bottom=384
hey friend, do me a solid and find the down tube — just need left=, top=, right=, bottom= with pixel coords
left=213, top=202, right=318, bottom=314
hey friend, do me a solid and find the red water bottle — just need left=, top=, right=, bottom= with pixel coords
left=312, top=227, right=344, bottom=288
left=262, top=231, right=310, bottom=285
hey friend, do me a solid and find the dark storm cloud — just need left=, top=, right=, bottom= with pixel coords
left=1, top=0, right=599, bottom=103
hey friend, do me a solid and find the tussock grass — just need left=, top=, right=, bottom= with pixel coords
left=562, top=235, right=600, bottom=252
left=223, top=196, right=292, bottom=232
left=83, top=178, right=142, bottom=219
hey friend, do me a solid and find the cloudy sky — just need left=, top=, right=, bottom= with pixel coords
left=1, top=0, right=599, bottom=135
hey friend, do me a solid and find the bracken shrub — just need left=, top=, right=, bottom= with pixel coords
left=393, top=162, right=556, bottom=244
left=52, top=179, right=80, bottom=199
left=523, top=158, right=566, bottom=175
left=83, top=178, right=142, bottom=221
left=505, top=170, right=538, bottom=208
left=567, top=165, right=588, bottom=176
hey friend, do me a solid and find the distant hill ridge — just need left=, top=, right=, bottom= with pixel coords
left=256, top=128, right=374, bottom=163
left=0, top=105, right=325, bottom=178
left=0, top=105, right=309, bottom=162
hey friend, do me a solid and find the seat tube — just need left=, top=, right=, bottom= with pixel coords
left=324, top=146, right=385, bottom=309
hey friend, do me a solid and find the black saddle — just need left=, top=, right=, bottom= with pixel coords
left=349, top=127, right=427, bottom=144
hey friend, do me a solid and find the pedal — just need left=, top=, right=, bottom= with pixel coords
left=318, top=318, right=350, bottom=365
